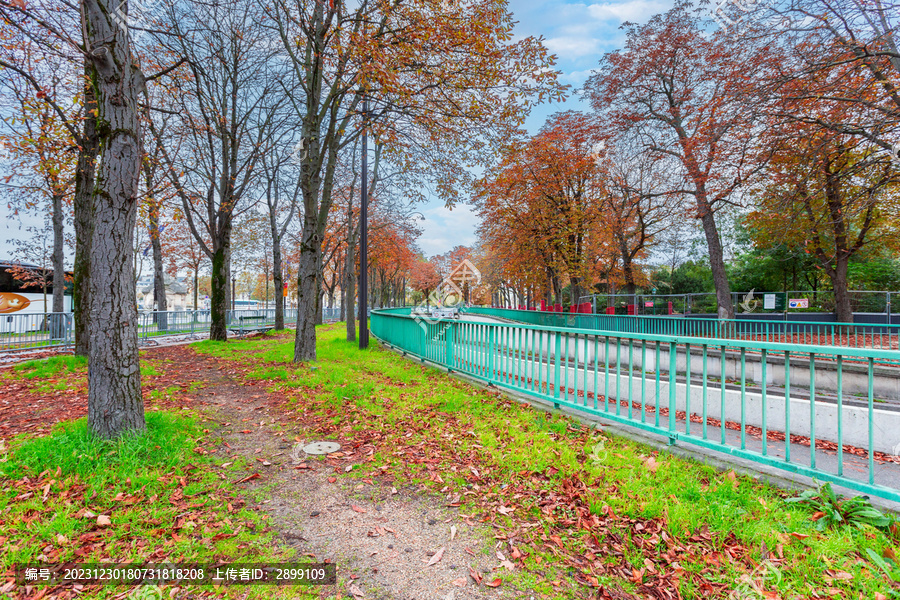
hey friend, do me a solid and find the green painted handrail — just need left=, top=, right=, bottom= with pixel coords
left=371, top=307, right=900, bottom=502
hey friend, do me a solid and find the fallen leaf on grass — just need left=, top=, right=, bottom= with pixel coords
left=234, top=473, right=260, bottom=484
left=426, top=546, right=445, bottom=566
left=450, top=525, right=457, bottom=541
left=484, top=578, right=502, bottom=588
left=240, top=430, right=252, bottom=434
left=96, top=515, right=111, bottom=527
left=351, top=505, right=366, bottom=514
left=788, top=532, right=809, bottom=540
left=328, top=477, right=337, bottom=483
left=347, top=582, right=366, bottom=599
left=468, top=567, right=482, bottom=584
left=644, top=456, right=658, bottom=473
left=497, top=506, right=514, bottom=515
left=451, top=577, right=466, bottom=587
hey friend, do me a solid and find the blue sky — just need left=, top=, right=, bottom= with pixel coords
left=416, top=0, right=676, bottom=257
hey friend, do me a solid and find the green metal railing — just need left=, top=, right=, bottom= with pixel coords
left=467, top=306, right=900, bottom=354
left=371, top=307, right=900, bottom=502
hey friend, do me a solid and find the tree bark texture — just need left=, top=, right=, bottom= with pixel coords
left=273, top=241, right=284, bottom=330
left=148, top=196, right=167, bottom=331
left=50, top=191, right=66, bottom=339
left=293, top=218, right=321, bottom=361
left=74, top=60, right=99, bottom=357
left=84, top=0, right=145, bottom=438
left=211, top=247, right=229, bottom=340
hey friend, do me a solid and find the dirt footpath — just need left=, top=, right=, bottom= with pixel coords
left=161, top=344, right=535, bottom=600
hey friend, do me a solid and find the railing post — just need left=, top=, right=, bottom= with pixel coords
left=668, top=341, right=677, bottom=444
left=553, top=331, right=561, bottom=406
left=487, top=326, right=495, bottom=382
left=446, top=322, right=455, bottom=370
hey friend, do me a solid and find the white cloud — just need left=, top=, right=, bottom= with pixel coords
left=417, top=204, right=480, bottom=257
left=544, top=35, right=602, bottom=59
left=586, top=0, right=670, bottom=22
left=560, top=68, right=600, bottom=85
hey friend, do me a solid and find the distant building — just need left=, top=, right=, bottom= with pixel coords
left=137, top=273, right=190, bottom=311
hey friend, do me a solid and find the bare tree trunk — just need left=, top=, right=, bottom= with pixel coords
left=211, top=245, right=229, bottom=340
left=148, top=195, right=167, bottom=331
left=50, top=191, right=66, bottom=339
left=345, top=234, right=356, bottom=342
left=294, top=217, right=321, bottom=360
left=74, top=60, right=99, bottom=356
left=696, top=193, right=735, bottom=320
left=193, top=266, right=199, bottom=313
left=84, top=0, right=144, bottom=438
left=832, top=256, right=853, bottom=324
left=273, top=241, right=284, bottom=329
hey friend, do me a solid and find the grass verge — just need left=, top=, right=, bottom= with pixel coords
left=0, top=411, right=312, bottom=599
left=194, top=326, right=899, bottom=599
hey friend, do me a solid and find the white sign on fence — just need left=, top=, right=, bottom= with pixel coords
left=789, top=298, right=809, bottom=309
left=763, top=294, right=776, bottom=310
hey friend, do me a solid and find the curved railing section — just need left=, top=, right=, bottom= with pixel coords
left=371, top=307, right=900, bottom=502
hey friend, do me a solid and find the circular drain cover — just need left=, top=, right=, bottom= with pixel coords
left=303, top=441, right=341, bottom=455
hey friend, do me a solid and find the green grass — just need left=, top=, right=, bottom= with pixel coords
left=0, top=411, right=309, bottom=599
left=10, top=354, right=87, bottom=380
left=1, top=411, right=199, bottom=482
left=194, top=325, right=899, bottom=598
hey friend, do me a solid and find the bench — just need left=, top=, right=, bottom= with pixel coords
left=229, top=315, right=274, bottom=337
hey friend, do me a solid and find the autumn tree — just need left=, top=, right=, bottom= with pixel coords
left=265, top=0, right=563, bottom=361
left=475, top=112, right=602, bottom=307
left=747, top=127, right=899, bottom=323
left=747, top=0, right=900, bottom=156
left=0, top=50, right=76, bottom=336
left=163, top=210, right=207, bottom=312
left=585, top=1, right=772, bottom=319
left=410, top=259, right=441, bottom=305
left=0, top=1, right=100, bottom=355
left=596, top=135, right=675, bottom=294
left=147, top=0, right=289, bottom=340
